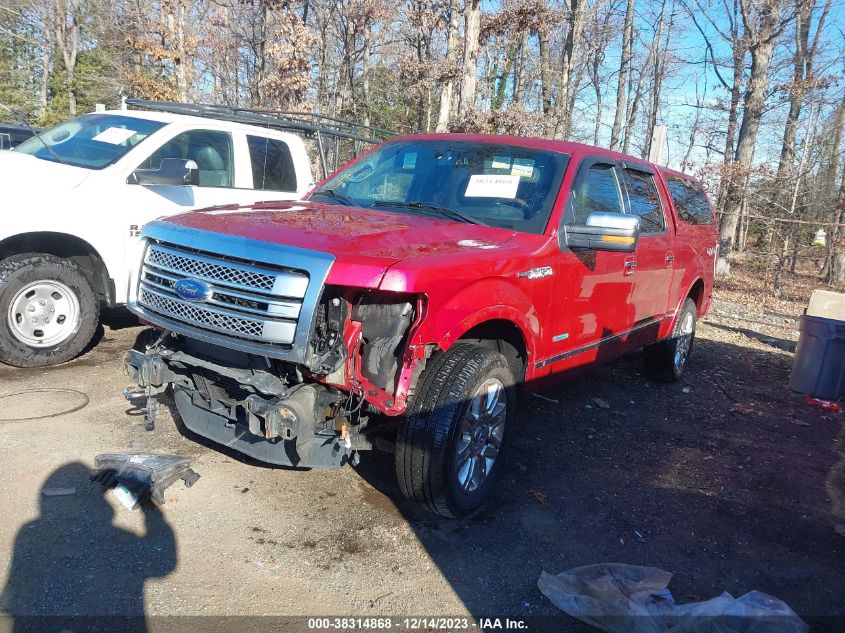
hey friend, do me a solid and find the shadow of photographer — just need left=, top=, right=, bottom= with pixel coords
left=0, top=461, right=176, bottom=633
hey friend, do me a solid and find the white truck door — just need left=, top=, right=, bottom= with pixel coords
left=115, top=128, right=255, bottom=302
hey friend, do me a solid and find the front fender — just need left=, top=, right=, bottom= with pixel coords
left=411, top=277, right=540, bottom=362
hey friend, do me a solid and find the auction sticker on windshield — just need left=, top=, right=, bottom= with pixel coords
left=465, top=174, right=519, bottom=198
left=92, top=127, right=137, bottom=145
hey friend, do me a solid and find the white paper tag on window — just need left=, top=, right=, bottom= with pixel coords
left=511, top=158, right=535, bottom=178
left=402, top=153, right=417, bottom=169
left=92, top=127, right=136, bottom=145
left=491, top=156, right=511, bottom=170
left=465, top=174, right=520, bottom=198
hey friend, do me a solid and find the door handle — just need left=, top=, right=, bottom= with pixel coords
left=624, top=258, right=637, bottom=276
left=665, top=253, right=675, bottom=268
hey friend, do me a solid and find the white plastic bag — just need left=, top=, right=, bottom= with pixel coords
left=537, top=564, right=808, bottom=633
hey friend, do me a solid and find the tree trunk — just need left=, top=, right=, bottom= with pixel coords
left=512, top=34, right=527, bottom=105
left=610, top=0, right=635, bottom=151
left=168, top=0, right=189, bottom=102
left=593, top=75, right=602, bottom=145
left=492, top=43, right=516, bottom=111
left=622, top=42, right=656, bottom=155
left=436, top=0, right=461, bottom=132
left=539, top=29, right=552, bottom=134
left=362, top=23, right=371, bottom=127
left=53, top=0, right=80, bottom=118
left=716, top=44, right=744, bottom=213
left=555, top=0, right=586, bottom=139
left=458, top=0, right=481, bottom=117
left=643, top=0, right=670, bottom=158
left=825, top=165, right=845, bottom=283
left=716, top=0, right=781, bottom=277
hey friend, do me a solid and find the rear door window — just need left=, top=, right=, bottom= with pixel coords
left=247, top=135, right=297, bottom=192
left=622, top=167, right=665, bottom=233
left=665, top=176, right=714, bottom=225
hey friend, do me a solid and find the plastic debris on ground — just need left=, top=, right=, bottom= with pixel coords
left=91, top=453, right=200, bottom=509
left=537, top=563, right=808, bottom=633
left=804, top=395, right=841, bottom=412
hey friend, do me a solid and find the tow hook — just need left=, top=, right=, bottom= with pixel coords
left=123, top=385, right=161, bottom=431
left=123, top=343, right=174, bottom=432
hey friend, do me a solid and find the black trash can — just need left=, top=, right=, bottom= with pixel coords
left=789, top=314, right=845, bottom=400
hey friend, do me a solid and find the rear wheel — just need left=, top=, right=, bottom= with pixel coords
left=395, top=343, right=515, bottom=518
left=643, top=298, right=697, bottom=382
left=0, top=254, right=99, bottom=367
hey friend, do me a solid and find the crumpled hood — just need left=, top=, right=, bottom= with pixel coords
left=0, top=150, right=91, bottom=190
left=165, top=200, right=517, bottom=288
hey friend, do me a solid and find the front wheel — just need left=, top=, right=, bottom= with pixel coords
left=0, top=254, right=100, bottom=367
left=395, top=343, right=516, bottom=518
left=643, top=297, right=697, bottom=382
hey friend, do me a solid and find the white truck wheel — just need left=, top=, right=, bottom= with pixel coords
left=0, top=254, right=99, bottom=367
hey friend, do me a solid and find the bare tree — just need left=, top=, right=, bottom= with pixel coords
left=643, top=0, right=676, bottom=159
left=554, top=0, right=587, bottom=139
left=717, top=0, right=790, bottom=276
left=610, top=0, right=634, bottom=150
left=458, top=0, right=481, bottom=117
left=435, top=0, right=461, bottom=131
left=53, top=0, right=81, bottom=116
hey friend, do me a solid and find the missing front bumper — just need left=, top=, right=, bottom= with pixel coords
left=124, top=347, right=351, bottom=469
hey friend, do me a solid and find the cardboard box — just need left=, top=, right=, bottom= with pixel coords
left=807, top=289, right=845, bottom=320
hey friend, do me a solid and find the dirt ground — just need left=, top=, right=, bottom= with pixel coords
left=0, top=271, right=843, bottom=632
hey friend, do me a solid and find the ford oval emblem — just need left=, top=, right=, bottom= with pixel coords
left=173, top=278, right=210, bottom=302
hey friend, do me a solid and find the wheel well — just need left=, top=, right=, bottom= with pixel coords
left=0, top=232, right=113, bottom=306
left=687, top=279, right=705, bottom=311
left=457, top=319, right=527, bottom=382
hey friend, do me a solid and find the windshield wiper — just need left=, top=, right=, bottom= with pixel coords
left=373, top=200, right=487, bottom=226
left=0, top=102, right=65, bottom=165
left=310, top=188, right=355, bottom=206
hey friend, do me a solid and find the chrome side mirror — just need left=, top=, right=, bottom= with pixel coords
left=563, top=212, right=640, bottom=253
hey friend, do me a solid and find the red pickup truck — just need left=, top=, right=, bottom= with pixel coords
left=125, top=134, right=718, bottom=517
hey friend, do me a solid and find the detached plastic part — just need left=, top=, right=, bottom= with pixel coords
left=538, top=564, right=808, bottom=633
left=805, top=394, right=842, bottom=412
left=92, top=453, right=200, bottom=507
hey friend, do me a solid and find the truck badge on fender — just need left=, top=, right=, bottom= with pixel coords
left=517, top=266, right=553, bottom=280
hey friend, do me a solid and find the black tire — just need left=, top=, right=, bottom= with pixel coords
left=643, top=298, right=697, bottom=382
left=0, top=254, right=99, bottom=367
left=395, top=343, right=516, bottom=518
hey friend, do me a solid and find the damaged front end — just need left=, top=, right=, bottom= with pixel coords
left=123, top=223, right=428, bottom=469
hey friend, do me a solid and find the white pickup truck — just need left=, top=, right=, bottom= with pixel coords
left=0, top=107, right=317, bottom=367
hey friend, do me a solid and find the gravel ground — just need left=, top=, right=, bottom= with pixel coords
left=0, top=299, right=842, bottom=632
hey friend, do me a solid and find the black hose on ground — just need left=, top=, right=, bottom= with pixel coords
left=0, top=388, right=89, bottom=421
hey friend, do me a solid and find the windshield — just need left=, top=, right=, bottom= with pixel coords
left=15, top=114, right=165, bottom=169
left=310, top=140, right=569, bottom=234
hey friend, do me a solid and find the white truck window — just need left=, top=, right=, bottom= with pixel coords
left=247, top=135, right=297, bottom=192
left=138, top=130, right=234, bottom=188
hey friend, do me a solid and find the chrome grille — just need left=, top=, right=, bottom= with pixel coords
left=138, top=242, right=308, bottom=346
left=146, top=245, right=286, bottom=293
left=140, top=288, right=267, bottom=339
